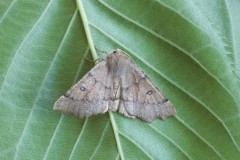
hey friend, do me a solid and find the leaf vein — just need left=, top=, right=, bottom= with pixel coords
left=0, top=0, right=16, bottom=25
left=118, top=131, right=153, bottom=160
left=69, top=118, right=89, bottom=159
left=89, top=121, right=110, bottom=160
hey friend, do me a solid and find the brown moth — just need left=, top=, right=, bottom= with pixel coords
left=53, top=49, right=176, bottom=122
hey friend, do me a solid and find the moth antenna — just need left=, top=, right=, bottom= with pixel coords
left=94, top=46, right=108, bottom=55
left=84, top=56, right=95, bottom=63
left=99, top=50, right=108, bottom=55
left=95, top=58, right=104, bottom=64
left=83, top=53, right=104, bottom=64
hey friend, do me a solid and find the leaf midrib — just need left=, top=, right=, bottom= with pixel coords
left=76, top=0, right=126, bottom=159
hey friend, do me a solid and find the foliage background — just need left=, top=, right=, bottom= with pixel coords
left=0, top=0, right=240, bottom=159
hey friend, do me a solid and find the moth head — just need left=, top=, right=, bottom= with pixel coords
left=112, top=48, right=122, bottom=54
left=113, top=48, right=121, bottom=53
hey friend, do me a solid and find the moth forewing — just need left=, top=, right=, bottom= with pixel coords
left=53, top=49, right=176, bottom=122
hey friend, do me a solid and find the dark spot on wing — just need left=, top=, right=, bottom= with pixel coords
left=88, top=72, right=93, bottom=77
left=80, top=86, right=86, bottom=91
left=64, top=92, right=69, bottom=98
left=147, top=90, right=153, bottom=95
left=163, top=98, right=168, bottom=103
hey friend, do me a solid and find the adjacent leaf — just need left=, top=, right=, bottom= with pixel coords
left=0, top=0, right=239, bottom=159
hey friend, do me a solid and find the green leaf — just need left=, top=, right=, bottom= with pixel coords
left=0, top=0, right=240, bottom=159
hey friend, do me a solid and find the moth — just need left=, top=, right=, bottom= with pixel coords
left=53, top=49, right=176, bottom=122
